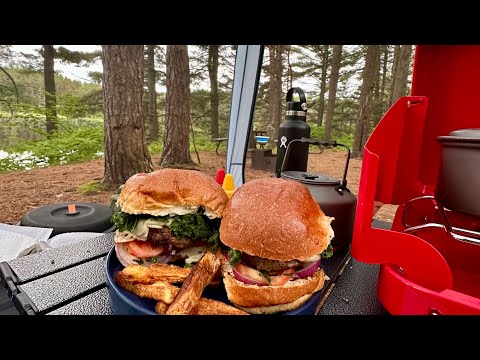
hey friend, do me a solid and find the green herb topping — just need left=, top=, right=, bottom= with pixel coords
left=111, top=211, right=139, bottom=232
left=321, top=244, right=334, bottom=259
left=228, top=248, right=241, bottom=268
left=111, top=209, right=221, bottom=249
left=259, top=270, right=271, bottom=284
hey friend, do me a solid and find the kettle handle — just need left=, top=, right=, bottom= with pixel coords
left=286, top=87, right=307, bottom=105
left=281, top=137, right=351, bottom=189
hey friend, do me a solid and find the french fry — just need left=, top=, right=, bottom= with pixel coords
left=155, top=301, right=169, bottom=315
left=154, top=297, right=248, bottom=315
left=121, top=263, right=191, bottom=284
left=165, top=249, right=222, bottom=315
left=190, top=298, right=249, bottom=315
left=115, top=272, right=180, bottom=304
left=116, top=251, right=249, bottom=315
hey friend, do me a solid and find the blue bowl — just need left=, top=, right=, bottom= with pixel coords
left=105, top=246, right=322, bottom=315
left=255, top=136, right=270, bottom=144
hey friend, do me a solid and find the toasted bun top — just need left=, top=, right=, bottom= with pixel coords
left=219, top=177, right=334, bottom=261
left=117, top=168, right=229, bottom=218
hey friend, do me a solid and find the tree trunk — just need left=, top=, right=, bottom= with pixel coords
left=208, top=45, right=219, bottom=138
left=317, top=45, right=329, bottom=127
left=101, top=45, right=153, bottom=186
left=352, top=45, right=381, bottom=158
left=390, top=45, right=413, bottom=105
left=146, top=45, right=159, bottom=143
left=380, top=45, right=389, bottom=113
left=43, top=45, right=57, bottom=136
left=372, top=45, right=384, bottom=126
left=160, top=45, right=194, bottom=168
left=286, top=45, right=293, bottom=90
left=388, top=45, right=401, bottom=107
left=268, top=45, right=284, bottom=140
left=323, top=45, right=342, bottom=141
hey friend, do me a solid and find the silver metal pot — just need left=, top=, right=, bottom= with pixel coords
left=436, top=128, right=480, bottom=216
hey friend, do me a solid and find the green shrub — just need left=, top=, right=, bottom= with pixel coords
left=0, top=126, right=104, bottom=173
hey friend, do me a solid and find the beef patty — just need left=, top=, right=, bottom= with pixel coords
left=240, top=253, right=299, bottom=272
left=147, top=227, right=192, bottom=249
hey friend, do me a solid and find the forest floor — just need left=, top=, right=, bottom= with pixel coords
left=0, top=149, right=397, bottom=225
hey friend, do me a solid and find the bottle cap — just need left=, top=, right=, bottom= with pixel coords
left=222, top=174, right=235, bottom=199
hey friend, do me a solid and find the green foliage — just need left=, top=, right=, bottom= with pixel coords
left=76, top=181, right=105, bottom=193
left=0, top=67, right=101, bottom=114
left=0, top=126, right=103, bottom=173
left=55, top=47, right=101, bottom=65
left=57, top=94, right=90, bottom=119
left=309, top=122, right=354, bottom=149
left=88, top=71, right=102, bottom=84
left=148, top=141, right=163, bottom=154
left=309, top=123, right=325, bottom=139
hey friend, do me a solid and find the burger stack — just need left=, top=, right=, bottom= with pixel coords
left=111, top=169, right=334, bottom=315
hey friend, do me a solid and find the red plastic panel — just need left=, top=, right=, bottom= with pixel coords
left=363, top=96, right=429, bottom=205
left=411, top=45, right=480, bottom=189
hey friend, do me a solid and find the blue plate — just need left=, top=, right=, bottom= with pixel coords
left=105, top=246, right=322, bottom=315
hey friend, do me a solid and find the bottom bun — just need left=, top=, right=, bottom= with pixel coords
left=222, top=262, right=325, bottom=314
left=236, top=292, right=316, bottom=314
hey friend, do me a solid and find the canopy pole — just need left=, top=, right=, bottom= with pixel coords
left=225, top=45, right=264, bottom=187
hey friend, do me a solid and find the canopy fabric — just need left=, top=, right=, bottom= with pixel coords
left=225, top=45, right=264, bottom=187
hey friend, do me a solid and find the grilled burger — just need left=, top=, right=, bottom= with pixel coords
left=219, top=177, right=334, bottom=314
left=111, top=168, right=229, bottom=268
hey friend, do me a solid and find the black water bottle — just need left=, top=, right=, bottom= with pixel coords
left=274, top=87, right=311, bottom=177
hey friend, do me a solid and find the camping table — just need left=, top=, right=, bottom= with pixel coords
left=211, top=137, right=228, bottom=155
left=0, top=221, right=389, bottom=315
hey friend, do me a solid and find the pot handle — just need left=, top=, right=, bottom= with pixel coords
left=281, top=137, right=351, bottom=189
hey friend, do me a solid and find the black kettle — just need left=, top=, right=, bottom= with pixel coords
left=280, top=138, right=357, bottom=252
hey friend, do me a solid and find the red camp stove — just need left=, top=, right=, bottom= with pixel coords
left=351, top=45, right=480, bottom=314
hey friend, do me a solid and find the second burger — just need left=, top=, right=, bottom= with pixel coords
left=219, top=177, right=335, bottom=314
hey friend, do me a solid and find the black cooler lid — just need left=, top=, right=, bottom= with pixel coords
left=20, top=202, right=114, bottom=238
left=281, top=171, right=340, bottom=185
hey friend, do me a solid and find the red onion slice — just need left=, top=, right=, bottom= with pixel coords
left=115, top=243, right=140, bottom=267
left=294, top=259, right=321, bottom=279
left=155, top=253, right=173, bottom=264
left=233, top=268, right=268, bottom=286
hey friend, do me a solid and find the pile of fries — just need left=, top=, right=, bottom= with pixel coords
left=114, top=249, right=248, bottom=315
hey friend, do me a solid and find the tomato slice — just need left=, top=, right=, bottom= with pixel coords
left=270, top=268, right=295, bottom=286
left=126, top=240, right=165, bottom=258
